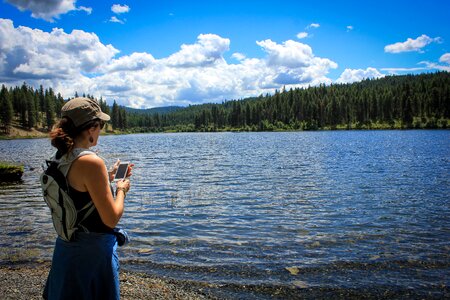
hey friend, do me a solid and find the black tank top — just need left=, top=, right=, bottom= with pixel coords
left=69, top=185, right=113, bottom=233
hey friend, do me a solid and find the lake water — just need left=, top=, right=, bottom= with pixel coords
left=0, top=131, right=449, bottom=297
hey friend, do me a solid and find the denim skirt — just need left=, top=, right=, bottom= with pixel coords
left=43, top=232, right=119, bottom=300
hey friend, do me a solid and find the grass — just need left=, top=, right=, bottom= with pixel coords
left=0, top=162, right=24, bottom=182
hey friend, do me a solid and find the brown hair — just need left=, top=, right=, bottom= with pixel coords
left=50, top=117, right=100, bottom=156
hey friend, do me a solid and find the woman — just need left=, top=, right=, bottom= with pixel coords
left=43, top=97, right=132, bottom=300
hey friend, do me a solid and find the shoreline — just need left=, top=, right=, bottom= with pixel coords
left=1, top=261, right=447, bottom=300
left=1, top=127, right=449, bottom=141
left=0, top=261, right=213, bottom=300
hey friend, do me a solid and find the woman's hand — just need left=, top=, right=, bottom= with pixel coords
left=126, top=163, right=134, bottom=178
left=116, top=178, right=131, bottom=192
left=108, top=159, right=120, bottom=182
left=116, top=163, right=133, bottom=197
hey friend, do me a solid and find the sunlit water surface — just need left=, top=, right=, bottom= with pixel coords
left=0, top=131, right=449, bottom=296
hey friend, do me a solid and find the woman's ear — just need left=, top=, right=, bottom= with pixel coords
left=87, top=126, right=97, bottom=135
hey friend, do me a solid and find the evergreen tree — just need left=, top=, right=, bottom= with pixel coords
left=26, top=90, right=36, bottom=128
left=44, top=89, right=55, bottom=130
left=19, top=84, right=27, bottom=127
left=0, top=85, right=14, bottom=133
left=111, top=100, right=120, bottom=130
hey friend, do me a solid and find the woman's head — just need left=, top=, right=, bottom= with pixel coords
left=50, top=97, right=110, bottom=155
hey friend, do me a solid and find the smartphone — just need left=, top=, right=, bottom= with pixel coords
left=114, top=162, right=129, bottom=181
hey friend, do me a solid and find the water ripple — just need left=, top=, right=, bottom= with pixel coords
left=0, top=131, right=449, bottom=291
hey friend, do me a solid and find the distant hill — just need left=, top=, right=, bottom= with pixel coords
left=124, top=106, right=183, bottom=115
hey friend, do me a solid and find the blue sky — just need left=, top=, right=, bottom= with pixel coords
left=0, top=0, right=449, bottom=108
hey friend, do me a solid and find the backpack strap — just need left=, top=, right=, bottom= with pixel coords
left=57, top=148, right=97, bottom=177
left=52, top=149, right=98, bottom=232
left=77, top=202, right=97, bottom=233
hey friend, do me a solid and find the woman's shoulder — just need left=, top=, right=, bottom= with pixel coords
left=74, top=152, right=104, bottom=168
left=67, top=151, right=106, bottom=188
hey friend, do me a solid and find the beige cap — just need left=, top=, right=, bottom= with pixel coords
left=61, top=97, right=110, bottom=127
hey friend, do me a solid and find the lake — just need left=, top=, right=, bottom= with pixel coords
left=0, top=131, right=449, bottom=298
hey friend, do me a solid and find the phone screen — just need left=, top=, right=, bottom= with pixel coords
left=115, top=163, right=129, bottom=180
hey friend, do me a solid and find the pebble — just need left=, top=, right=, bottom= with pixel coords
left=0, top=263, right=210, bottom=300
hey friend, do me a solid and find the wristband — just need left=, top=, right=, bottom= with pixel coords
left=116, top=187, right=127, bottom=197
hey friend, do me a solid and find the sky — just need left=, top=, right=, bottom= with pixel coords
left=0, top=0, right=449, bottom=108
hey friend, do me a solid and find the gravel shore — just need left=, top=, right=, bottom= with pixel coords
left=0, top=262, right=212, bottom=300
left=2, top=262, right=448, bottom=299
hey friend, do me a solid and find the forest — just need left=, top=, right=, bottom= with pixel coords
left=0, top=71, right=449, bottom=135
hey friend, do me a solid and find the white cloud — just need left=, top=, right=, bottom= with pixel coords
left=296, top=32, right=308, bottom=39
left=336, top=67, right=384, bottom=84
left=78, top=6, right=92, bottom=15
left=346, top=25, right=353, bottom=31
left=109, top=16, right=124, bottom=24
left=381, top=67, right=427, bottom=74
left=307, top=23, right=320, bottom=29
left=384, top=34, right=441, bottom=53
left=165, top=34, right=230, bottom=67
left=418, top=61, right=450, bottom=72
left=232, top=53, right=246, bottom=61
left=107, top=52, right=155, bottom=72
left=111, top=4, right=130, bottom=14
left=439, top=53, right=450, bottom=64
left=0, top=18, right=118, bottom=80
left=257, top=39, right=335, bottom=69
left=382, top=54, right=450, bottom=74
left=0, top=19, right=339, bottom=108
left=5, top=0, right=89, bottom=22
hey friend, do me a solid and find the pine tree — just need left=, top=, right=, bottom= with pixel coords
left=26, top=90, right=36, bottom=129
left=111, top=100, right=119, bottom=130
left=44, top=89, right=55, bottom=130
left=0, top=85, right=14, bottom=133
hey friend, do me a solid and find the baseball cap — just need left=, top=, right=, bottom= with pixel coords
left=61, top=97, right=110, bottom=127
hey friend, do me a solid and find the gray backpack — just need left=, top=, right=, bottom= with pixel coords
left=40, top=149, right=96, bottom=242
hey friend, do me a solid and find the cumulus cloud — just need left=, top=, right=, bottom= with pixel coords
left=107, top=52, right=155, bottom=72
left=336, top=67, right=384, bottom=84
left=165, top=34, right=230, bottom=67
left=0, top=19, right=339, bottom=108
left=257, top=39, right=336, bottom=70
left=346, top=25, right=353, bottom=32
left=439, top=53, right=450, bottom=64
left=111, top=4, right=130, bottom=14
left=384, top=34, right=441, bottom=53
left=296, top=32, right=308, bottom=39
left=5, top=0, right=90, bottom=22
left=0, top=18, right=118, bottom=81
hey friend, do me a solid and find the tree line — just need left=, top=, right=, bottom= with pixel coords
left=126, top=71, right=449, bottom=131
left=0, top=85, right=128, bottom=133
left=1, top=72, right=449, bottom=134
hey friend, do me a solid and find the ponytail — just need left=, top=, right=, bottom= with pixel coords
left=50, top=117, right=101, bottom=156
left=50, top=117, right=76, bottom=156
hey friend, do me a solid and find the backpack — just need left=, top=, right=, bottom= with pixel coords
left=40, top=149, right=96, bottom=242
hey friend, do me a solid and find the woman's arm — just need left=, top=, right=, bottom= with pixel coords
left=77, top=155, right=130, bottom=228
